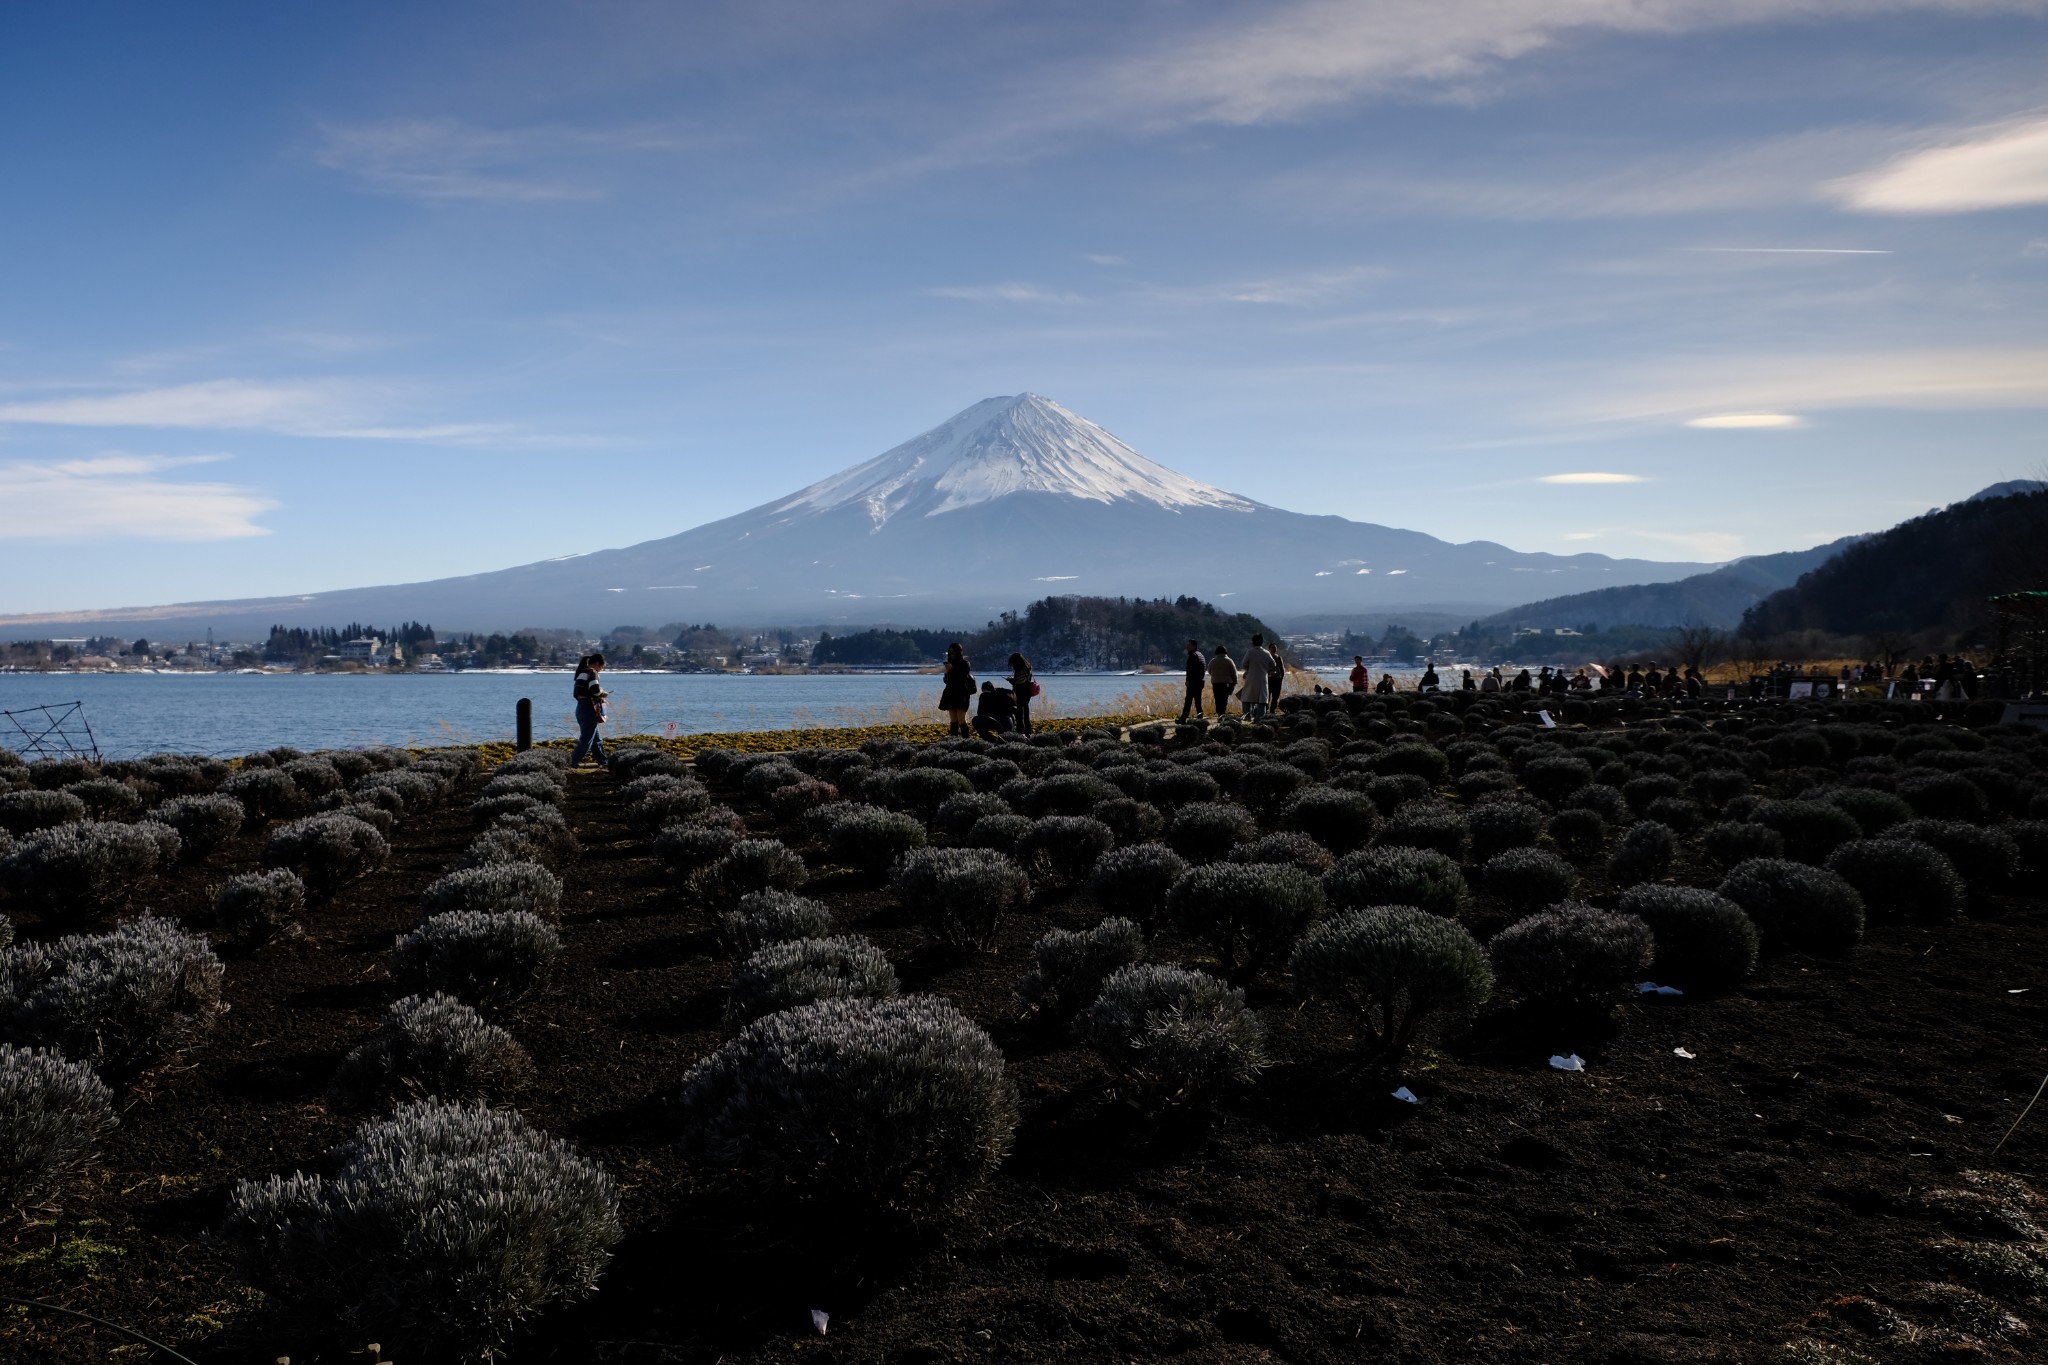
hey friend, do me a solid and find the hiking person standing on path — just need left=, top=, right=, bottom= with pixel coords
left=1008, top=652, right=1035, bottom=736
left=570, top=653, right=609, bottom=768
left=1208, top=645, right=1238, bottom=718
left=1241, top=634, right=1273, bottom=720
left=1179, top=639, right=1207, bottom=722
left=940, top=642, right=975, bottom=738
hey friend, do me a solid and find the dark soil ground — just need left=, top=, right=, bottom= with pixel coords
left=5, top=763, right=2047, bottom=1364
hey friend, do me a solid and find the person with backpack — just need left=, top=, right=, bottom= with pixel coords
left=570, top=653, right=609, bottom=768
left=1008, top=652, right=1036, bottom=736
left=1179, top=639, right=1207, bottom=722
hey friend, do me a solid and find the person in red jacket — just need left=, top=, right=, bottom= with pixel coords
left=1349, top=655, right=1368, bottom=692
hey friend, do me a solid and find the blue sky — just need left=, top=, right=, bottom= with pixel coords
left=3, top=0, right=2046, bottom=617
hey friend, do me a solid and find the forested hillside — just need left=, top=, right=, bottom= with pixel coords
left=811, top=595, right=1277, bottom=669
left=1741, top=488, right=2048, bottom=639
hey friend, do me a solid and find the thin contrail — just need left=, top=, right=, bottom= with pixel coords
left=1682, top=247, right=1893, bottom=254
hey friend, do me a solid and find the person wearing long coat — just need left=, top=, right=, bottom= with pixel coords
left=939, top=643, right=975, bottom=738
left=1240, top=634, right=1273, bottom=719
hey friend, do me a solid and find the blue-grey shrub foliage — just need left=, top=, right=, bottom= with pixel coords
left=1716, top=857, right=1865, bottom=955
left=223, top=1099, right=621, bottom=1363
left=724, top=935, right=900, bottom=1032
left=390, top=910, right=560, bottom=1013
left=1617, top=885, right=1759, bottom=990
left=149, top=794, right=246, bottom=858
left=1322, top=845, right=1469, bottom=918
left=420, top=862, right=563, bottom=923
left=0, top=789, right=89, bottom=837
left=891, top=847, right=1031, bottom=951
left=0, top=1043, right=117, bottom=1209
left=1085, top=843, right=1189, bottom=931
left=716, top=889, right=834, bottom=959
left=678, top=995, right=1016, bottom=1220
left=0, top=916, right=225, bottom=1078
left=1071, top=963, right=1266, bottom=1111
left=1825, top=837, right=1966, bottom=924
left=1015, top=815, right=1115, bottom=890
left=1168, top=862, right=1326, bottom=986
left=329, top=993, right=534, bottom=1113
left=1016, top=917, right=1145, bottom=1026
left=1289, top=906, right=1491, bottom=1066
left=1483, top=846, right=1577, bottom=914
left=0, top=820, right=172, bottom=919
left=1487, top=902, right=1652, bottom=1011
left=263, top=812, right=389, bottom=898
left=215, top=868, right=307, bottom=944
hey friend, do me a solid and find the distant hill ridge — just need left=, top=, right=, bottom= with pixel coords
left=1483, top=480, right=2045, bottom=632
left=1740, top=485, right=2048, bottom=640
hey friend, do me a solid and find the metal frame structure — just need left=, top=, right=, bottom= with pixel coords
left=1, top=700, right=104, bottom=763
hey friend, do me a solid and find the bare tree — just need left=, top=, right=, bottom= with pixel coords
left=1673, top=620, right=1724, bottom=675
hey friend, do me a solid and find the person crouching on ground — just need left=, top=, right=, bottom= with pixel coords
left=940, top=642, right=975, bottom=738
left=1208, top=645, right=1238, bottom=717
left=974, top=680, right=1017, bottom=739
left=571, top=653, right=609, bottom=768
left=1180, top=639, right=1207, bottom=722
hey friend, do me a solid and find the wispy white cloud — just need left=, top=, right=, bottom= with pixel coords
left=1681, top=247, right=1891, bottom=255
left=925, top=282, right=1084, bottom=304
left=0, top=455, right=275, bottom=541
left=313, top=117, right=686, bottom=202
left=1084, top=253, right=1128, bottom=266
left=1269, top=125, right=1898, bottom=221
left=1832, top=112, right=2048, bottom=213
left=897, top=0, right=2028, bottom=174
left=1569, top=347, right=2048, bottom=423
left=0, top=379, right=527, bottom=444
left=1540, top=472, right=1644, bottom=484
left=1686, top=413, right=1805, bottom=428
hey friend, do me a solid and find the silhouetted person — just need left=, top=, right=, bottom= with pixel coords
left=1180, top=639, right=1207, bottom=722
left=1008, top=652, right=1035, bottom=735
left=1241, top=634, right=1273, bottom=719
left=973, top=681, right=1016, bottom=739
left=571, top=653, right=609, bottom=768
left=940, top=642, right=975, bottom=738
left=1208, top=645, right=1239, bottom=717
left=1267, top=642, right=1286, bottom=708
left=1349, top=655, right=1368, bottom=692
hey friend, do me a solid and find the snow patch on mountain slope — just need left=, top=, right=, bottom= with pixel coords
left=774, top=393, right=1255, bottom=527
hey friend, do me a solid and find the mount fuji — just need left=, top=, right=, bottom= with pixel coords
left=7, top=394, right=1714, bottom=635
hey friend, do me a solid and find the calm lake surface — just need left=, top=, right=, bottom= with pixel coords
left=0, top=669, right=1359, bottom=759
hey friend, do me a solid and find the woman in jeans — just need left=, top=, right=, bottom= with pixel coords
left=570, top=653, right=609, bottom=767
left=1008, top=652, right=1035, bottom=736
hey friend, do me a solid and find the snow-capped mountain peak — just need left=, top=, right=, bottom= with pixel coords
left=774, top=393, right=1256, bottom=528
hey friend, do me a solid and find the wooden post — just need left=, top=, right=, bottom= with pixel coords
left=516, top=698, right=532, bottom=751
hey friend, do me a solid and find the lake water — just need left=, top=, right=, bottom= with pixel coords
left=0, top=669, right=1360, bottom=759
